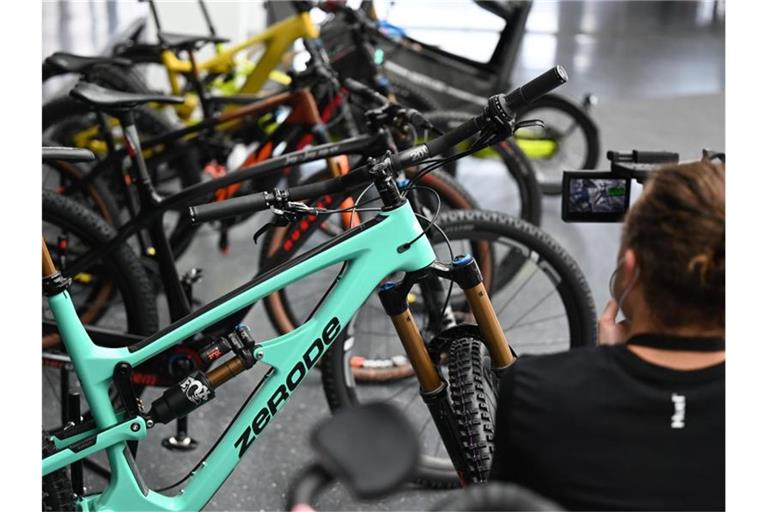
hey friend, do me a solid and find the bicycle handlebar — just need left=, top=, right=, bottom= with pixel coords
left=188, top=167, right=370, bottom=224
left=607, top=150, right=679, bottom=165
left=189, top=66, right=568, bottom=224
left=409, top=66, right=568, bottom=162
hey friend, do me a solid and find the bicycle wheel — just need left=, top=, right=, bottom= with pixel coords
left=514, top=93, right=600, bottom=195
left=42, top=138, right=122, bottom=226
left=423, top=111, right=542, bottom=226
left=321, top=209, right=596, bottom=488
left=83, top=62, right=152, bottom=94
left=42, top=96, right=202, bottom=258
left=259, top=167, right=478, bottom=336
left=42, top=191, right=158, bottom=432
left=447, top=335, right=498, bottom=483
left=389, top=78, right=441, bottom=113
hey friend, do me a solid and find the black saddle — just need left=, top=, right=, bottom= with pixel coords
left=70, top=81, right=184, bottom=111
left=43, top=146, right=95, bottom=164
left=158, top=32, right=229, bottom=51
left=43, top=52, right=131, bottom=80
left=310, top=402, right=419, bottom=499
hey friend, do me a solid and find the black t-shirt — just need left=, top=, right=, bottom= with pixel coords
left=489, top=338, right=725, bottom=511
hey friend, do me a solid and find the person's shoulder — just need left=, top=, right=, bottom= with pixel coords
left=500, top=346, right=619, bottom=396
left=512, top=345, right=614, bottom=372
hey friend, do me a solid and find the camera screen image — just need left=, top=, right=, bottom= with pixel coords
left=567, top=178, right=628, bottom=214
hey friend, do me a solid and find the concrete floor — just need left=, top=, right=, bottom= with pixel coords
left=43, top=2, right=725, bottom=510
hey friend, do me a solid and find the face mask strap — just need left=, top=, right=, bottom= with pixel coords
left=609, top=257, right=640, bottom=321
left=616, top=266, right=640, bottom=310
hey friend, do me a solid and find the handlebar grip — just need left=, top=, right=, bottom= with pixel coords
left=632, top=150, right=679, bottom=164
left=343, top=78, right=389, bottom=107
left=189, top=192, right=270, bottom=224
left=505, top=66, right=568, bottom=111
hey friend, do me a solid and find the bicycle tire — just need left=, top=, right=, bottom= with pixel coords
left=515, top=93, right=600, bottom=195
left=423, top=110, right=542, bottom=226
left=389, top=78, right=441, bottom=112
left=43, top=138, right=122, bottom=226
left=42, top=190, right=158, bottom=346
left=42, top=96, right=202, bottom=258
left=85, top=62, right=153, bottom=94
left=447, top=336, right=498, bottom=484
left=320, top=209, right=596, bottom=488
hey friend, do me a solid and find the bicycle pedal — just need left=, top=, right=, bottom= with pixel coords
left=161, top=435, right=199, bottom=452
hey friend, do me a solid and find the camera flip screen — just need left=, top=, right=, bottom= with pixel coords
left=561, top=173, right=631, bottom=222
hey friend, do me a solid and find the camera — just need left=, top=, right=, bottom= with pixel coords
left=561, top=150, right=679, bottom=222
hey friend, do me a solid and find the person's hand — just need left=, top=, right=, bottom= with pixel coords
left=598, top=299, right=630, bottom=345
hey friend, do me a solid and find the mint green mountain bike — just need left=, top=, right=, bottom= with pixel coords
left=43, top=67, right=569, bottom=511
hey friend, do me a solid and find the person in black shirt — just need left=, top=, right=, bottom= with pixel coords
left=489, top=160, right=725, bottom=511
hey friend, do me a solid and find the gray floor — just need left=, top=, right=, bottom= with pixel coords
left=43, top=2, right=725, bottom=510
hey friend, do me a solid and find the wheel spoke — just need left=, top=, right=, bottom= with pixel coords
left=494, top=260, right=538, bottom=316
left=507, top=288, right=559, bottom=327
left=503, top=313, right=566, bottom=331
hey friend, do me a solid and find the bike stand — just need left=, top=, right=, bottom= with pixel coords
left=162, top=416, right=198, bottom=451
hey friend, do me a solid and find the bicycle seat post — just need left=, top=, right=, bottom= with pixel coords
left=186, top=47, right=215, bottom=120
left=108, top=107, right=192, bottom=321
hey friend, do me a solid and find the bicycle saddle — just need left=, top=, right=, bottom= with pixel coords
left=310, top=402, right=419, bottom=499
left=158, top=32, right=230, bottom=50
left=70, top=81, right=184, bottom=110
left=42, top=146, right=95, bottom=164
left=43, top=52, right=131, bottom=76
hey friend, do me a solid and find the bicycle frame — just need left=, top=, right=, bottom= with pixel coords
left=44, top=200, right=436, bottom=511
left=159, top=11, right=319, bottom=120
left=66, top=84, right=329, bottom=172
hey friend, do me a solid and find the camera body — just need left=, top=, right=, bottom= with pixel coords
left=561, top=150, right=679, bottom=223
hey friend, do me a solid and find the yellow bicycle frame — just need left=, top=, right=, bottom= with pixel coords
left=159, top=12, right=319, bottom=120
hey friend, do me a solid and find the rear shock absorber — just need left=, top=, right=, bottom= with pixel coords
left=148, top=324, right=262, bottom=425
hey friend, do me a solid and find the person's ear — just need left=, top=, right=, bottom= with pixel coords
left=622, top=248, right=638, bottom=281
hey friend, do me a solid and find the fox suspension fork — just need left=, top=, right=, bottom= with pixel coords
left=378, top=254, right=515, bottom=485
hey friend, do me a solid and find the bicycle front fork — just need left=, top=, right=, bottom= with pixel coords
left=378, top=254, right=514, bottom=485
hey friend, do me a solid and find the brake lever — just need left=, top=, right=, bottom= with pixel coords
left=252, top=203, right=319, bottom=245
left=512, top=118, right=545, bottom=133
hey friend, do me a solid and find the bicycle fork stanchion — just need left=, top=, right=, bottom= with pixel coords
left=378, top=254, right=516, bottom=484
left=450, top=255, right=516, bottom=370
left=378, top=281, right=473, bottom=486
